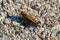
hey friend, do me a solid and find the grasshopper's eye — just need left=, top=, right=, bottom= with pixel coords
left=21, top=11, right=23, bottom=14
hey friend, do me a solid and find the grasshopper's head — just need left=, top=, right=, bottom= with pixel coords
left=21, top=11, right=28, bottom=17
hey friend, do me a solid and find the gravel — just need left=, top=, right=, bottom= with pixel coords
left=0, top=0, right=60, bottom=40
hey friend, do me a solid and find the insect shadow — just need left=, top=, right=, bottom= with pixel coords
left=7, top=15, right=35, bottom=28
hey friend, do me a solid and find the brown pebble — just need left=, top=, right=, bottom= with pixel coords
left=58, top=17, right=60, bottom=24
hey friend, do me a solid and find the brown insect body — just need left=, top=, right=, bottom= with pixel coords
left=21, top=11, right=39, bottom=27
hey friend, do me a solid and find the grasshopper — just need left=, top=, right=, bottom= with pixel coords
left=21, top=11, right=40, bottom=27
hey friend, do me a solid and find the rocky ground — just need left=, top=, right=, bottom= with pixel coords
left=0, top=0, right=60, bottom=40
